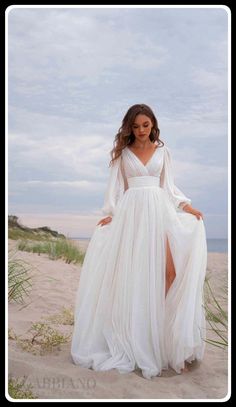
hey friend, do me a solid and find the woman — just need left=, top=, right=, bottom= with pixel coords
left=71, top=104, right=207, bottom=380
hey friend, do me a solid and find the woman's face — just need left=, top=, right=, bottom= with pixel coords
left=131, top=114, right=153, bottom=142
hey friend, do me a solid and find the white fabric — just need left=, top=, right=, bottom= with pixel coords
left=71, top=144, right=207, bottom=379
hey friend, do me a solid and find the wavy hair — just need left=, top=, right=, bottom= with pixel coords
left=108, top=104, right=164, bottom=167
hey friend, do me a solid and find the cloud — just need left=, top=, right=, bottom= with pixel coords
left=7, top=6, right=229, bottom=238
left=8, top=8, right=169, bottom=87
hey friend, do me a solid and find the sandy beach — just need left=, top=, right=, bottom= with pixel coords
left=8, top=238, right=229, bottom=400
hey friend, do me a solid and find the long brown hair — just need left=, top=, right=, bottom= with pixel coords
left=108, top=104, right=164, bottom=167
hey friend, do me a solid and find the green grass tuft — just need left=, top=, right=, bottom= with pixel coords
left=17, top=322, right=71, bottom=355
left=8, top=376, right=37, bottom=399
left=44, top=307, right=74, bottom=325
left=8, top=252, right=33, bottom=304
left=203, top=277, right=228, bottom=349
left=18, top=239, right=85, bottom=264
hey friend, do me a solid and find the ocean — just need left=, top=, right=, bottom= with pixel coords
left=71, top=237, right=228, bottom=253
left=206, top=239, right=228, bottom=253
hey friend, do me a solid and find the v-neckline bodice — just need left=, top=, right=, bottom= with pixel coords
left=126, top=145, right=159, bottom=168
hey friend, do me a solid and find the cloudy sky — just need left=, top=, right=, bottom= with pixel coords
left=7, top=5, right=229, bottom=238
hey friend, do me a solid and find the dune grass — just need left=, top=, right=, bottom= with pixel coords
left=8, top=215, right=66, bottom=241
left=8, top=327, right=17, bottom=340
left=44, top=306, right=74, bottom=325
left=16, top=322, right=71, bottom=355
left=204, top=277, right=228, bottom=349
left=17, top=239, right=85, bottom=265
left=8, top=376, right=37, bottom=399
left=9, top=228, right=50, bottom=241
left=8, top=252, right=33, bottom=304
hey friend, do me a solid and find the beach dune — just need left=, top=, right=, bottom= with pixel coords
left=8, top=239, right=228, bottom=400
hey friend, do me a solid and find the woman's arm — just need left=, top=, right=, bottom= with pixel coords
left=160, top=145, right=192, bottom=209
left=180, top=203, right=204, bottom=220
left=160, top=146, right=203, bottom=220
left=97, top=154, right=125, bottom=226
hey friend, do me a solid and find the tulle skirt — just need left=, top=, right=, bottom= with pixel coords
left=71, top=176, right=207, bottom=379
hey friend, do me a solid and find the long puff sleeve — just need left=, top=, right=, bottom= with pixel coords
left=101, top=154, right=125, bottom=217
left=160, top=146, right=192, bottom=209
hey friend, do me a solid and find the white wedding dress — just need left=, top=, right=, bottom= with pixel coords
left=71, top=144, right=207, bottom=379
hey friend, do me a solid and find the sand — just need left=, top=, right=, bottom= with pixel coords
left=8, top=239, right=229, bottom=400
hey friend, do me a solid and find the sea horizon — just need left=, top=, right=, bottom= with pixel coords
left=70, top=237, right=228, bottom=253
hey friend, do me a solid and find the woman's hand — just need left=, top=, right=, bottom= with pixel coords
left=182, top=204, right=203, bottom=220
left=96, top=216, right=113, bottom=227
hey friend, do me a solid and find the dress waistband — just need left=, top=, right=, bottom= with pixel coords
left=127, top=176, right=161, bottom=188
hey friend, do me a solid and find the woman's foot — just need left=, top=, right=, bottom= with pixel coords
left=180, top=362, right=189, bottom=373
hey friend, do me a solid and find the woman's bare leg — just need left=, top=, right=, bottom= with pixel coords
left=165, top=238, right=189, bottom=373
left=165, top=237, right=176, bottom=297
left=181, top=363, right=189, bottom=372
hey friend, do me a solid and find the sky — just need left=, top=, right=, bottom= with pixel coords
left=7, top=5, right=229, bottom=238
